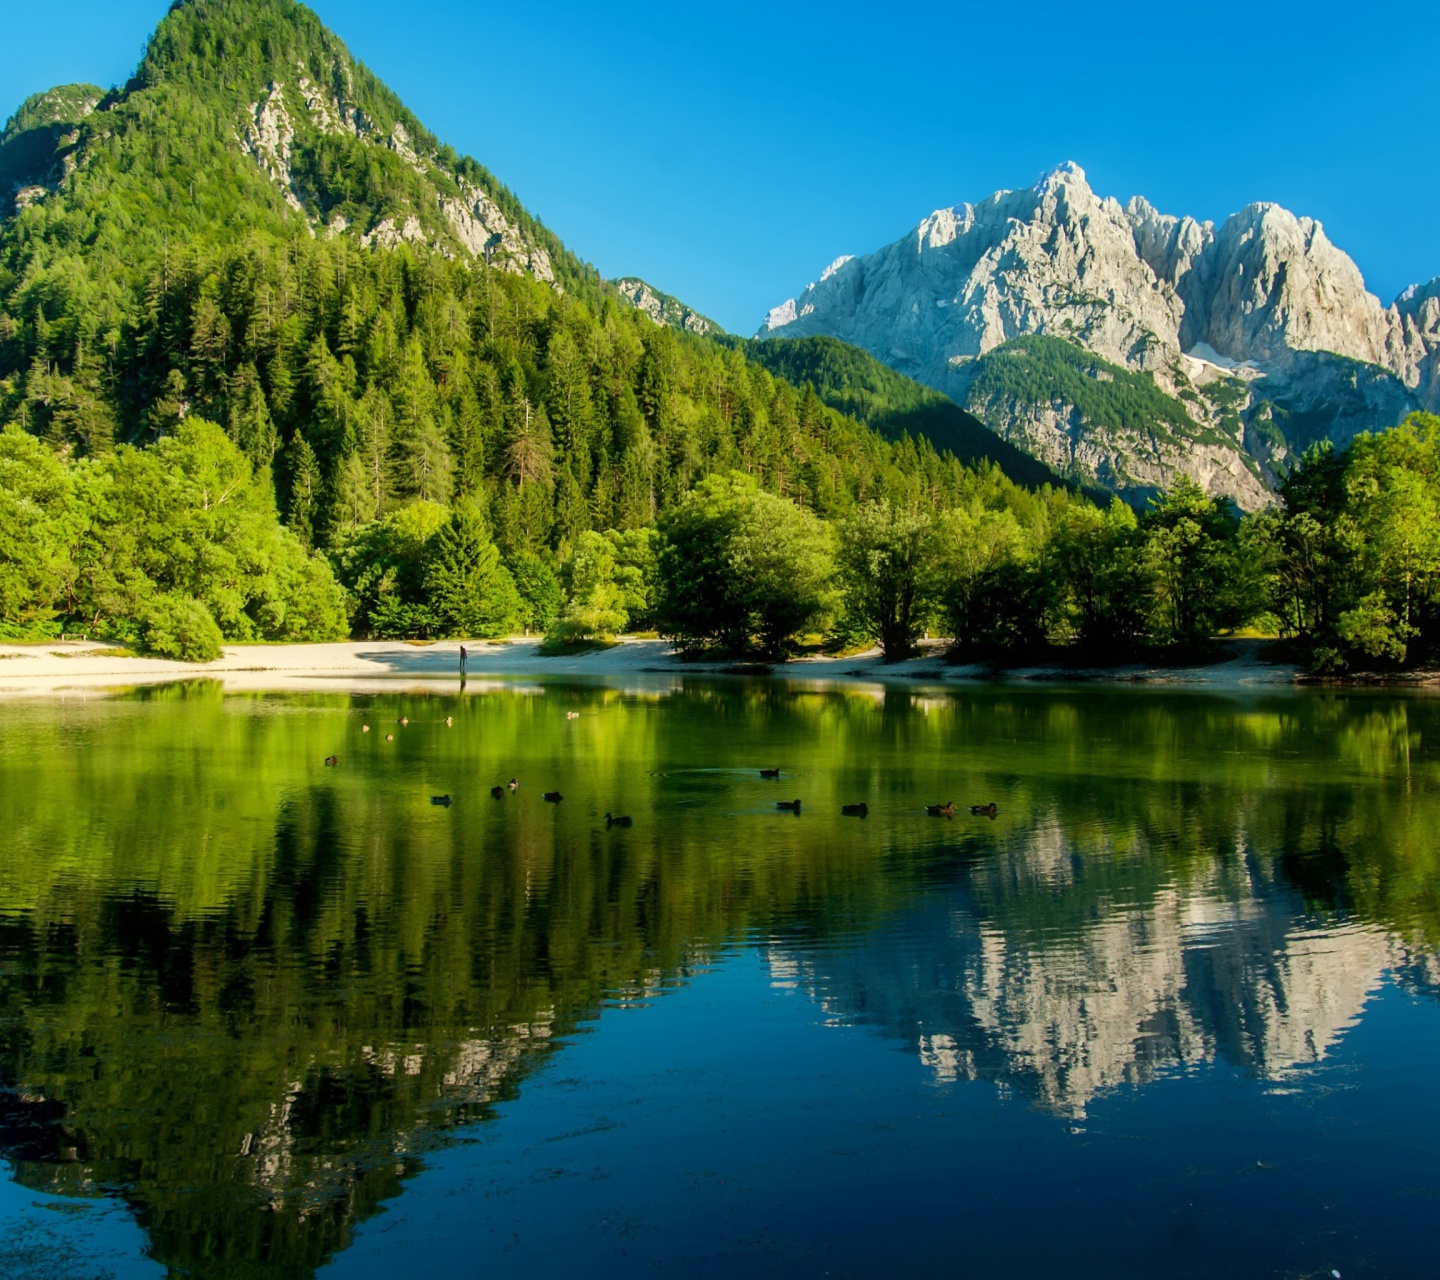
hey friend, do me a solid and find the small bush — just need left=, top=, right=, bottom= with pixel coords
left=141, top=595, right=224, bottom=663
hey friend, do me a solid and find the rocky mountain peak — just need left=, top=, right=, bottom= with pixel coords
left=3, top=0, right=567, bottom=287
left=760, top=165, right=1440, bottom=509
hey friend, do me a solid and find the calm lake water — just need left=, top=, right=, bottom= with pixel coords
left=1, top=678, right=1437, bottom=1279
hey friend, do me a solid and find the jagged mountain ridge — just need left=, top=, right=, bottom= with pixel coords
left=762, top=163, right=1440, bottom=508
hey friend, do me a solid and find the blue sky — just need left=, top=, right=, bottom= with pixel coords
left=3, top=0, right=1437, bottom=334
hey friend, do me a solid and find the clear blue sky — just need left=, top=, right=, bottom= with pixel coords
left=3, top=0, right=1438, bottom=334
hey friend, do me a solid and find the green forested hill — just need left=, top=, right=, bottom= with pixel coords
left=744, top=335, right=1080, bottom=493
left=0, top=0, right=1054, bottom=648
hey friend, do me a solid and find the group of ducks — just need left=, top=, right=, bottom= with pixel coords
left=760, top=770, right=998, bottom=821
left=327, top=728, right=996, bottom=828
left=330, top=716, right=633, bottom=827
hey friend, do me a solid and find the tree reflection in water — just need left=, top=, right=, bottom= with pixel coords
left=0, top=679, right=1436, bottom=1276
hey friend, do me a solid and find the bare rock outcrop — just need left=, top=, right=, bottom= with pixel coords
left=762, top=164, right=1439, bottom=505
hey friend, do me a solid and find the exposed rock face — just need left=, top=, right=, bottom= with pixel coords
left=612, top=277, right=718, bottom=335
left=762, top=164, right=1440, bottom=506
left=0, top=83, right=103, bottom=213
left=236, top=73, right=554, bottom=285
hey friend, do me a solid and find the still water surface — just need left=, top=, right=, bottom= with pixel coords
left=0, top=678, right=1437, bottom=1278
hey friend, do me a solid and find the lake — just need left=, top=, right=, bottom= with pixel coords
left=0, top=678, right=1437, bottom=1278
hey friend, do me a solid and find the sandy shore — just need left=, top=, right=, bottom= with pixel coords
left=0, top=636, right=1309, bottom=699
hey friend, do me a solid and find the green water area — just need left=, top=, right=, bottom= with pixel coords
left=1, top=678, right=1437, bottom=1278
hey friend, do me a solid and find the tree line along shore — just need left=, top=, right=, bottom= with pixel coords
left=2, top=225, right=1438, bottom=672
left=3, top=401, right=1439, bottom=674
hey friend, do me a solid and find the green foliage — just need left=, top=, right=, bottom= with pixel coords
left=655, top=472, right=833, bottom=657
left=936, top=501, right=1052, bottom=652
left=0, top=418, right=345, bottom=653
left=967, top=335, right=1214, bottom=456
left=0, top=0, right=1080, bottom=654
left=836, top=502, right=938, bottom=659
left=1043, top=498, right=1150, bottom=650
left=140, top=591, right=223, bottom=661
left=9, top=0, right=1431, bottom=674
left=545, top=530, right=630, bottom=649
left=1139, top=477, right=1251, bottom=645
left=422, top=501, right=521, bottom=639
left=328, top=500, right=449, bottom=638
left=745, top=335, right=1073, bottom=491
left=510, top=553, right=562, bottom=634
left=0, top=426, right=80, bottom=637
left=1259, top=414, right=1440, bottom=668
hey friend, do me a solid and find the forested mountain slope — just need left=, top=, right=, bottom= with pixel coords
left=744, top=335, right=1086, bottom=495
left=0, top=0, right=1064, bottom=651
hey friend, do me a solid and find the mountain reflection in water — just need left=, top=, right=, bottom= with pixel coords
left=0, top=680, right=1436, bottom=1278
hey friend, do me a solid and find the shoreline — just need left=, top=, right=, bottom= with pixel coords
left=0, top=636, right=1344, bottom=699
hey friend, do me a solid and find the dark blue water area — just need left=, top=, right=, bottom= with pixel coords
left=0, top=1174, right=161, bottom=1279
left=324, top=950, right=1440, bottom=1280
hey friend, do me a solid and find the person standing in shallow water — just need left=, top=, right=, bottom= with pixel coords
left=459, top=645, right=468, bottom=677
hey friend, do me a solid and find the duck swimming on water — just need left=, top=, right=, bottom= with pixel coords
left=776, top=799, right=802, bottom=813
left=605, top=813, right=633, bottom=828
left=491, top=785, right=505, bottom=799
left=543, top=791, right=564, bottom=804
left=324, top=755, right=340, bottom=768
left=926, top=803, right=956, bottom=818
left=431, top=795, right=452, bottom=808
left=760, top=768, right=782, bottom=779
left=970, top=803, right=999, bottom=818
left=508, top=778, right=520, bottom=792
left=841, top=803, right=868, bottom=818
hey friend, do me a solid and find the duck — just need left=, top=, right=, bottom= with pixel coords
left=399, top=717, right=409, bottom=727
left=324, top=755, right=340, bottom=768
left=445, top=716, right=454, bottom=727
left=759, top=768, right=782, bottom=779
left=385, top=734, right=395, bottom=742
left=970, top=803, right=999, bottom=818
left=491, top=785, right=505, bottom=800
left=508, top=778, right=520, bottom=792
left=362, top=725, right=371, bottom=734
left=776, top=799, right=802, bottom=813
left=431, top=795, right=452, bottom=808
left=605, top=813, right=633, bottom=828
left=543, top=791, right=564, bottom=804
left=566, top=712, right=581, bottom=721
left=926, top=803, right=956, bottom=819
left=841, top=803, right=869, bottom=818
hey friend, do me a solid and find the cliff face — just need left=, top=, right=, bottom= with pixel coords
left=762, top=164, right=1440, bottom=507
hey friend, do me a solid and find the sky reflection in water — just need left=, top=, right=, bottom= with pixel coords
left=0, top=679, right=1436, bottom=1278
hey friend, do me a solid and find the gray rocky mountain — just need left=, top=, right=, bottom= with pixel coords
left=762, top=163, right=1440, bottom=508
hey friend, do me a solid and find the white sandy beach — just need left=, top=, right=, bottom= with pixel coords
left=0, top=636, right=1306, bottom=699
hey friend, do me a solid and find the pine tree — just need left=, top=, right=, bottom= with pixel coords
left=423, top=502, right=521, bottom=638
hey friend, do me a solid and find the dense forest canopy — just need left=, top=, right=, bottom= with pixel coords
left=1, top=0, right=1438, bottom=671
